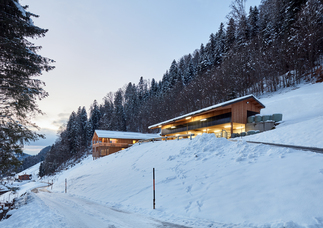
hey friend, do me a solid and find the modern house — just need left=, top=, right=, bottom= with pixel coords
left=92, top=130, right=159, bottom=159
left=148, top=94, right=266, bottom=138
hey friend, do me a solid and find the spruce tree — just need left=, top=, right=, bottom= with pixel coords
left=226, top=18, right=236, bottom=51
left=111, top=89, right=126, bottom=131
left=89, top=100, right=101, bottom=132
left=0, top=0, right=54, bottom=176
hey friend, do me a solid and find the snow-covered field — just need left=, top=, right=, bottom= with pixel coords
left=1, top=82, right=323, bottom=228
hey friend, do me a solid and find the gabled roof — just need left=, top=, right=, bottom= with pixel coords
left=94, top=130, right=159, bottom=140
left=148, top=94, right=265, bottom=129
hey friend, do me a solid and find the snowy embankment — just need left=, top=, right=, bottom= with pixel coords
left=2, top=82, right=323, bottom=228
left=245, top=82, right=323, bottom=148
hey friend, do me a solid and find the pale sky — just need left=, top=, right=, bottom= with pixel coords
left=20, top=0, right=261, bottom=155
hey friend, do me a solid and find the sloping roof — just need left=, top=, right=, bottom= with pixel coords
left=94, top=130, right=160, bottom=140
left=148, top=94, right=265, bottom=129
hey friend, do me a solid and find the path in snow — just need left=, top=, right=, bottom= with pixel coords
left=36, top=191, right=190, bottom=228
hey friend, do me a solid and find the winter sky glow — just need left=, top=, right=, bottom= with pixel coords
left=20, top=0, right=261, bottom=155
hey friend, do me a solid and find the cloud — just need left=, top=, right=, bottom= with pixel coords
left=52, top=112, right=70, bottom=128
left=23, top=128, right=57, bottom=155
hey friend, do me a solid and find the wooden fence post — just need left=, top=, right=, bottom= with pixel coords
left=153, top=168, right=155, bottom=209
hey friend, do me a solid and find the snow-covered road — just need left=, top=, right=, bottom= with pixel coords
left=36, top=191, right=189, bottom=228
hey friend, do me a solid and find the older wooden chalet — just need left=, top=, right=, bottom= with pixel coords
left=148, top=94, right=265, bottom=138
left=18, top=174, right=32, bottom=181
left=92, top=130, right=159, bottom=159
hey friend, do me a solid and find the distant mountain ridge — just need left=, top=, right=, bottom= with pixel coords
left=17, top=153, right=31, bottom=161
left=20, top=146, right=51, bottom=172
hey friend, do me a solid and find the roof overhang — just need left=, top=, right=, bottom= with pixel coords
left=148, top=94, right=265, bottom=129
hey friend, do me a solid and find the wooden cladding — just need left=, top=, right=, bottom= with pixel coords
left=231, top=98, right=262, bottom=124
left=158, top=97, right=264, bottom=136
left=92, top=133, right=140, bottom=159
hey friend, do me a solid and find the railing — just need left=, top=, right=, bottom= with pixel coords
left=138, top=134, right=195, bottom=144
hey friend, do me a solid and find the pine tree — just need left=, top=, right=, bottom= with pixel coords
left=76, top=106, right=88, bottom=148
left=226, top=18, right=236, bottom=51
left=161, top=71, right=171, bottom=94
left=99, top=94, right=114, bottom=130
left=236, top=14, right=249, bottom=46
left=150, top=78, right=158, bottom=97
left=66, top=112, right=80, bottom=155
left=124, top=82, right=138, bottom=131
left=89, top=100, right=101, bottom=132
left=169, top=60, right=180, bottom=87
left=214, top=23, right=226, bottom=64
left=84, top=121, right=93, bottom=147
left=184, top=59, right=195, bottom=85
left=198, top=43, right=208, bottom=73
left=0, top=0, right=54, bottom=176
left=111, top=89, right=126, bottom=131
left=248, top=6, right=260, bottom=39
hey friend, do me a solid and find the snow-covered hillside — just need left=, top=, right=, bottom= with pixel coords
left=246, top=82, right=323, bottom=148
left=2, top=82, right=323, bottom=228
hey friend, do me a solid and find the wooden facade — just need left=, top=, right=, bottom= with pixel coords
left=92, top=130, right=158, bottom=159
left=148, top=95, right=265, bottom=138
left=18, top=174, right=31, bottom=181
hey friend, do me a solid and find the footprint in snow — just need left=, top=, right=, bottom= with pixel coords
left=319, top=169, right=323, bottom=174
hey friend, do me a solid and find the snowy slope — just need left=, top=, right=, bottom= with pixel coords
left=42, top=135, right=323, bottom=227
left=2, top=82, right=323, bottom=228
left=245, top=82, right=323, bottom=148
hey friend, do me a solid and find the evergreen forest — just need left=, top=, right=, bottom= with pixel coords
left=39, top=0, right=323, bottom=176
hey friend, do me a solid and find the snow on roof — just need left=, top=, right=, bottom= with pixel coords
left=148, top=94, right=265, bottom=129
left=94, top=130, right=160, bottom=140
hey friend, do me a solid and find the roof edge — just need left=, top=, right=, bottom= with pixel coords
left=148, top=94, right=265, bottom=129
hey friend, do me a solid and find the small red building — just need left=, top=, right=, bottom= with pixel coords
left=18, top=174, right=32, bottom=181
